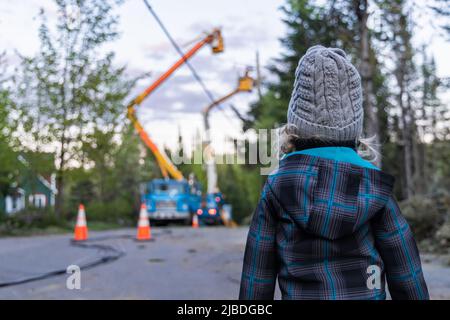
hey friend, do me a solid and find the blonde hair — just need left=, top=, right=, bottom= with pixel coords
left=278, top=124, right=380, bottom=163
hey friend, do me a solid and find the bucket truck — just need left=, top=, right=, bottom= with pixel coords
left=197, top=70, right=254, bottom=225
left=127, top=29, right=223, bottom=224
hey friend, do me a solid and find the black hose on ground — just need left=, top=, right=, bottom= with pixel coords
left=0, top=235, right=131, bottom=288
left=0, top=228, right=177, bottom=288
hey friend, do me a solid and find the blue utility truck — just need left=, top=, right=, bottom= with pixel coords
left=142, top=179, right=202, bottom=225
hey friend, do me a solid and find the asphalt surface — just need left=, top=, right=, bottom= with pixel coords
left=0, top=226, right=449, bottom=299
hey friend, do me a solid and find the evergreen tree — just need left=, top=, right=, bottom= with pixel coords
left=246, top=0, right=388, bottom=162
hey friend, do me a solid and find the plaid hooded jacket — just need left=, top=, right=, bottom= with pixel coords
left=239, top=145, right=429, bottom=300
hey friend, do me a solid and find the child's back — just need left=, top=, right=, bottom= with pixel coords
left=239, top=46, right=428, bottom=300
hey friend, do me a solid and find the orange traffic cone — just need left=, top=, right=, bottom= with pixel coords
left=192, top=214, right=199, bottom=228
left=74, top=204, right=88, bottom=241
left=136, top=203, right=151, bottom=241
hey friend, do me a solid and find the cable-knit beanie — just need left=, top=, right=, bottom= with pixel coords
left=287, top=45, right=363, bottom=141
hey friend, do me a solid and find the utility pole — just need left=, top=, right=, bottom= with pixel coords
left=256, top=51, right=263, bottom=103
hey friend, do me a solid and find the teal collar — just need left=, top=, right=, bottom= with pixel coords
left=282, top=147, right=380, bottom=171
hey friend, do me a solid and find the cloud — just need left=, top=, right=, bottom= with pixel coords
left=222, top=21, right=275, bottom=49
left=130, top=73, right=211, bottom=121
left=140, top=41, right=179, bottom=60
left=185, top=18, right=275, bottom=51
left=125, top=46, right=251, bottom=123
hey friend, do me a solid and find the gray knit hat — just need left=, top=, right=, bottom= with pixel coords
left=287, top=45, right=363, bottom=141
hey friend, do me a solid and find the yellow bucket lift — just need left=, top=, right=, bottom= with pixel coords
left=202, top=69, right=255, bottom=195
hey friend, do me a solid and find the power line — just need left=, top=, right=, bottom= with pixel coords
left=141, top=0, right=239, bottom=128
left=143, top=0, right=216, bottom=105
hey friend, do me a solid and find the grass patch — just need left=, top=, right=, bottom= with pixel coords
left=0, top=207, right=134, bottom=237
left=0, top=221, right=131, bottom=237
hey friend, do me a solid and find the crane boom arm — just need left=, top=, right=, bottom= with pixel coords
left=128, top=110, right=183, bottom=180
left=202, top=70, right=254, bottom=132
left=202, top=70, right=254, bottom=194
left=127, top=29, right=223, bottom=180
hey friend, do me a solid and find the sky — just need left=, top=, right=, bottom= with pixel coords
left=0, top=0, right=286, bottom=153
left=0, top=0, right=449, bottom=154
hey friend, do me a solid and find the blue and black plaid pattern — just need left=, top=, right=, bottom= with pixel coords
left=239, top=153, right=429, bottom=300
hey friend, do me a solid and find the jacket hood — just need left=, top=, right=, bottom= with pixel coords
left=269, top=147, right=395, bottom=240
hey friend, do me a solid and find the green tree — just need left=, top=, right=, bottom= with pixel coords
left=68, top=126, right=154, bottom=221
left=0, top=53, right=20, bottom=197
left=378, top=0, right=423, bottom=198
left=16, top=0, right=130, bottom=216
left=430, top=0, right=450, bottom=39
left=114, top=127, right=155, bottom=213
left=419, top=50, right=449, bottom=192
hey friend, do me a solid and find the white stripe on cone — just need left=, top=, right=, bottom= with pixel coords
left=138, top=205, right=149, bottom=227
left=76, top=208, right=87, bottom=227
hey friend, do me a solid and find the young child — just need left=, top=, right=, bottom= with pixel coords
left=239, top=45, right=429, bottom=300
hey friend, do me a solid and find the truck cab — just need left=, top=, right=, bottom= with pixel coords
left=142, top=179, right=201, bottom=225
left=196, top=192, right=226, bottom=225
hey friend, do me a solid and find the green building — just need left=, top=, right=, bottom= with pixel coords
left=0, top=155, right=57, bottom=215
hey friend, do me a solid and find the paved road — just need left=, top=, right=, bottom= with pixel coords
left=0, top=227, right=449, bottom=299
